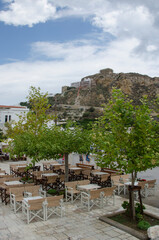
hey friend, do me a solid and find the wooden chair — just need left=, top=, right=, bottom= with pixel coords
left=51, top=165, right=61, bottom=173
left=16, top=167, right=27, bottom=177
left=76, top=163, right=94, bottom=170
left=42, top=175, right=58, bottom=191
left=22, top=197, right=45, bottom=224
left=1, top=183, right=24, bottom=205
left=32, top=170, right=52, bottom=185
left=24, top=185, right=46, bottom=198
left=98, top=174, right=111, bottom=188
left=145, top=179, right=156, bottom=197
left=10, top=164, right=26, bottom=175
left=10, top=187, right=25, bottom=213
left=69, top=169, right=82, bottom=181
left=60, top=166, right=65, bottom=174
left=111, top=175, right=125, bottom=195
left=81, top=169, right=91, bottom=180
left=100, top=186, right=116, bottom=206
left=77, top=180, right=90, bottom=185
left=44, top=195, right=64, bottom=220
left=65, top=181, right=81, bottom=203
left=56, top=175, right=65, bottom=192
left=81, top=188, right=103, bottom=211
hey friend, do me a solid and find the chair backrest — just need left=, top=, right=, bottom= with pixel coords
left=53, top=165, right=61, bottom=171
left=10, top=186, right=25, bottom=198
left=17, top=167, right=27, bottom=173
left=59, top=174, right=65, bottom=182
left=138, top=181, right=147, bottom=189
left=65, top=181, right=78, bottom=190
left=82, top=169, right=91, bottom=176
left=111, top=175, right=120, bottom=183
left=146, top=179, right=156, bottom=188
left=45, top=195, right=63, bottom=207
left=5, top=177, right=21, bottom=182
left=24, top=185, right=40, bottom=196
left=44, top=175, right=58, bottom=184
left=32, top=171, right=43, bottom=178
left=100, top=175, right=110, bottom=182
left=77, top=180, right=90, bottom=185
left=71, top=170, right=81, bottom=175
left=120, top=174, right=129, bottom=181
left=101, top=186, right=116, bottom=196
left=90, top=189, right=102, bottom=200
left=76, top=163, right=94, bottom=170
left=60, top=166, right=65, bottom=172
left=6, top=184, right=25, bottom=193
left=5, top=175, right=17, bottom=179
left=28, top=198, right=45, bottom=210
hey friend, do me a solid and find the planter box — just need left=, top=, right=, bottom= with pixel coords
left=99, top=210, right=159, bottom=240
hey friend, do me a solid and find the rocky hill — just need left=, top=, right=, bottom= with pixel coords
left=48, top=68, right=159, bottom=121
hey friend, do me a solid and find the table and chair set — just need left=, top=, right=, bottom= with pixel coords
left=0, top=162, right=157, bottom=225
left=111, top=174, right=157, bottom=199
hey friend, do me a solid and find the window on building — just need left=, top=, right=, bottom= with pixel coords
left=5, top=115, right=8, bottom=122
left=9, top=115, right=11, bottom=121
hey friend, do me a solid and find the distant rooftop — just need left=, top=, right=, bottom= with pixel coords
left=0, top=105, right=27, bottom=109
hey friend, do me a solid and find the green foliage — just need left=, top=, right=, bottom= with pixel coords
left=135, top=202, right=146, bottom=214
left=0, top=129, right=6, bottom=142
left=6, top=86, right=55, bottom=163
left=92, top=88, right=159, bottom=172
left=37, top=122, right=92, bottom=160
left=122, top=201, right=129, bottom=209
left=47, top=189, right=57, bottom=194
left=19, top=101, right=31, bottom=108
left=136, top=213, right=144, bottom=221
left=137, top=220, right=151, bottom=230
left=122, top=201, right=146, bottom=217
left=6, top=87, right=92, bottom=168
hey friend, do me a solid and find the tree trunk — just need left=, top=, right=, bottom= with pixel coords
left=129, top=171, right=136, bottom=220
left=65, top=153, right=69, bottom=182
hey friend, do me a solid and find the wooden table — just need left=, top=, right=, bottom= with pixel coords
left=77, top=184, right=101, bottom=192
left=42, top=173, right=58, bottom=177
left=92, top=172, right=109, bottom=176
left=23, top=195, right=43, bottom=202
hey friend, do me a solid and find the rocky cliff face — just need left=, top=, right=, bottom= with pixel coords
left=48, top=68, right=159, bottom=120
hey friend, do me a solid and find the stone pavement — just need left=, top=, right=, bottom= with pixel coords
left=0, top=195, right=141, bottom=240
left=0, top=161, right=159, bottom=240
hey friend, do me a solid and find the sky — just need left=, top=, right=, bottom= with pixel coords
left=0, top=0, right=159, bottom=105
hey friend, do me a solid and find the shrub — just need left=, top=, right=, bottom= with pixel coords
left=122, top=201, right=146, bottom=216
left=136, top=213, right=144, bottom=221
left=137, top=220, right=151, bottom=230
left=135, top=202, right=146, bottom=214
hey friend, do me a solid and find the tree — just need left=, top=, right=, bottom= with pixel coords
left=34, top=122, right=92, bottom=181
left=6, top=86, right=54, bottom=163
left=6, top=86, right=92, bottom=181
left=92, top=89, right=159, bottom=220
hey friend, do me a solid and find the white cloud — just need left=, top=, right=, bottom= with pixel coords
left=0, top=0, right=159, bottom=104
left=0, top=0, right=56, bottom=27
left=0, top=38, right=159, bottom=105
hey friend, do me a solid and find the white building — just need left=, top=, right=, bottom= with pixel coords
left=0, top=105, right=29, bottom=131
